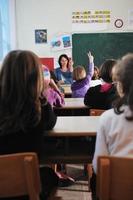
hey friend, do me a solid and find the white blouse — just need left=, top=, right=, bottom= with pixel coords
left=93, top=106, right=133, bottom=173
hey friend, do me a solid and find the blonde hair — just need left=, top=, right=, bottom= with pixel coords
left=73, top=66, right=86, bottom=81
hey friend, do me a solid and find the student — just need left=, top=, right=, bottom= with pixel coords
left=0, top=50, right=59, bottom=199
left=89, top=54, right=133, bottom=199
left=84, top=59, right=117, bottom=109
left=93, top=53, right=133, bottom=172
left=42, top=65, right=65, bottom=107
left=90, top=66, right=102, bottom=87
left=92, top=66, right=100, bottom=80
left=50, top=69, right=58, bottom=84
left=71, top=51, right=94, bottom=98
left=54, top=54, right=73, bottom=84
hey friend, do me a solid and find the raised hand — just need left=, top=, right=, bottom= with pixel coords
left=87, top=51, right=94, bottom=63
left=68, top=58, right=74, bottom=72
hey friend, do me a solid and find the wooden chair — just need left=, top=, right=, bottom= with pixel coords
left=89, top=109, right=105, bottom=116
left=97, top=156, right=133, bottom=200
left=87, top=109, right=106, bottom=191
left=0, top=152, right=41, bottom=200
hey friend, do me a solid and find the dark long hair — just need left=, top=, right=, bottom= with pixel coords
left=114, top=53, right=133, bottom=120
left=0, top=50, right=44, bottom=135
left=99, top=59, right=117, bottom=83
left=58, top=54, right=69, bottom=69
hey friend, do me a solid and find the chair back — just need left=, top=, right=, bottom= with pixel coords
left=89, top=109, right=105, bottom=116
left=87, top=108, right=105, bottom=190
left=97, top=156, right=133, bottom=200
left=0, top=152, right=41, bottom=200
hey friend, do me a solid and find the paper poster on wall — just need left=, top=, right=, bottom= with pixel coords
left=51, top=34, right=72, bottom=51
left=62, top=35, right=71, bottom=48
left=72, top=10, right=110, bottom=32
left=128, top=9, right=133, bottom=28
left=35, top=29, right=47, bottom=43
left=51, top=36, right=62, bottom=51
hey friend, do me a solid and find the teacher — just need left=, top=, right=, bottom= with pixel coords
left=54, top=54, right=73, bottom=85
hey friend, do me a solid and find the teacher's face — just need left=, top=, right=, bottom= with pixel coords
left=60, top=57, right=68, bottom=67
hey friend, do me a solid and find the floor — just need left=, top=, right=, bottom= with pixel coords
left=55, top=164, right=92, bottom=200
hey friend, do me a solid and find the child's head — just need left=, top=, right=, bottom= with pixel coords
left=113, top=53, right=133, bottom=119
left=0, top=50, right=44, bottom=132
left=0, top=50, right=43, bottom=99
left=92, top=66, right=100, bottom=80
left=114, top=53, right=133, bottom=98
left=73, top=66, right=86, bottom=81
left=42, top=65, right=51, bottom=86
left=99, top=59, right=117, bottom=83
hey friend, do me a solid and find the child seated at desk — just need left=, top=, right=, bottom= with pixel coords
left=91, top=53, right=133, bottom=199
left=90, top=66, right=102, bottom=87
left=84, top=59, right=117, bottom=109
left=71, top=51, right=94, bottom=98
left=42, top=65, right=65, bottom=107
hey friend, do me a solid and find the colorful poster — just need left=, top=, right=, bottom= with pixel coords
left=51, top=34, right=72, bottom=51
left=51, top=36, right=62, bottom=51
left=35, top=29, right=47, bottom=44
left=62, top=35, right=71, bottom=48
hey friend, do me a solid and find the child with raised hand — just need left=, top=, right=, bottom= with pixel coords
left=42, top=65, right=65, bottom=107
left=84, top=59, right=117, bottom=109
left=71, top=51, right=94, bottom=98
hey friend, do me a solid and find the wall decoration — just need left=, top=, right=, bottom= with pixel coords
left=62, top=35, right=71, bottom=48
left=72, top=10, right=111, bottom=31
left=51, top=36, right=62, bottom=51
left=114, top=19, right=123, bottom=28
left=72, top=10, right=110, bottom=24
left=35, top=29, right=47, bottom=43
left=51, top=34, right=72, bottom=51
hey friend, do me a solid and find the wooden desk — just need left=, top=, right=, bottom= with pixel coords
left=64, top=98, right=86, bottom=108
left=48, top=116, right=99, bottom=137
left=61, top=84, right=72, bottom=98
left=41, top=116, right=99, bottom=164
left=54, top=98, right=90, bottom=116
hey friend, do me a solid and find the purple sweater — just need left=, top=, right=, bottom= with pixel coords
left=43, top=88, right=65, bottom=107
left=71, top=62, right=94, bottom=98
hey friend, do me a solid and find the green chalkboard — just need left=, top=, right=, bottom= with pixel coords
left=72, top=32, right=133, bottom=68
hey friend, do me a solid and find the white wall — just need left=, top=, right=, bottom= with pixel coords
left=15, top=0, right=133, bottom=65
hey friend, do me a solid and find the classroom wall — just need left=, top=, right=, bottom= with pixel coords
left=15, top=0, right=133, bottom=67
